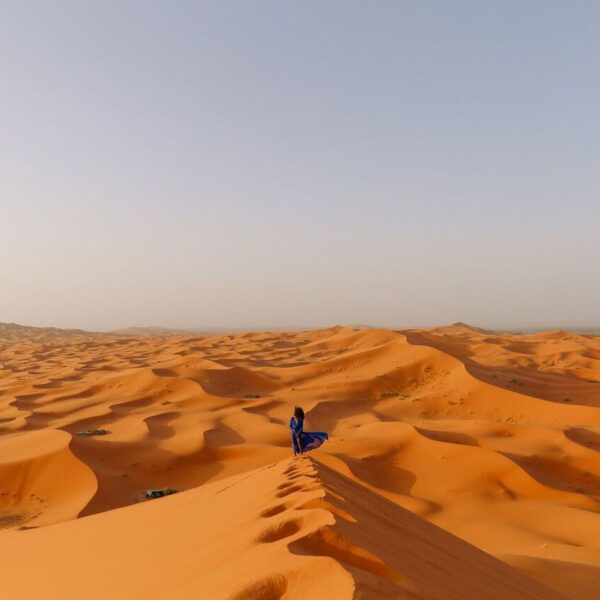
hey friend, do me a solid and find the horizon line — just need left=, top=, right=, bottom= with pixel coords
left=2, top=320, right=600, bottom=336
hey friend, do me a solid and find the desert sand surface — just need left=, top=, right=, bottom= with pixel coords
left=1, top=322, right=600, bottom=598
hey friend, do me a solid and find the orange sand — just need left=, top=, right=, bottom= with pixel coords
left=1, top=322, right=599, bottom=598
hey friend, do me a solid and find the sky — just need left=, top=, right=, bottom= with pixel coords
left=1, top=1, right=599, bottom=331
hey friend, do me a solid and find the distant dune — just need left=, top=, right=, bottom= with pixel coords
left=111, top=325, right=200, bottom=336
left=111, top=325, right=305, bottom=336
left=1, top=323, right=600, bottom=598
left=0, top=321, right=98, bottom=342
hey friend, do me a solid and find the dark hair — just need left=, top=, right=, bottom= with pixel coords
left=294, top=406, right=305, bottom=420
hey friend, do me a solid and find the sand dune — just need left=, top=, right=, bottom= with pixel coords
left=405, top=324, right=600, bottom=407
left=0, top=456, right=562, bottom=599
left=1, top=322, right=600, bottom=597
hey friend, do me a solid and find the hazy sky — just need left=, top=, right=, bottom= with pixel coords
left=1, top=2, right=599, bottom=331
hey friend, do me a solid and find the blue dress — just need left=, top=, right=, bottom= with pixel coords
left=290, top=417, right=328, bottom=455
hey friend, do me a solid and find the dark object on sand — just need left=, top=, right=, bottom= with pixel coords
left=77, top=429, right=109, bottom=437
left=145, top=488, right=181, bottom=499
left=244, top=394, right=260, bottom=399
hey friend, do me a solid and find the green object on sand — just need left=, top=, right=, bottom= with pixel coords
left=77, top=429, right=109, bottom=437
left=145, top=488, right=181, bottom=499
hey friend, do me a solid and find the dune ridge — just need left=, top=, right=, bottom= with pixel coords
left=405, top=323, right=600, bottom=407
left=0, top=456, right=564, bottom=599
left=1, top=322, right=600, bottom=597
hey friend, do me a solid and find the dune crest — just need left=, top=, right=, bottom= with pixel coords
left=0, top=456, right=563, bottom=599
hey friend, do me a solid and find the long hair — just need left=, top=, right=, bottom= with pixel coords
left=294, top=406, right=305, bottom=420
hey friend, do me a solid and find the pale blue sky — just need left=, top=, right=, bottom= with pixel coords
left=1, top=1, right=599, bottom=331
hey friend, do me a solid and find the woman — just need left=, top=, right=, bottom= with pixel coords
left=289, top=406, right=328, bottom=456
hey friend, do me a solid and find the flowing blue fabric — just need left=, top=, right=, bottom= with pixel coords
left=289, top=417, right=328, bottom=454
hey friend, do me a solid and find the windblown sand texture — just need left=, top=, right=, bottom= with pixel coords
left=1, top=322, right=600, bottom=598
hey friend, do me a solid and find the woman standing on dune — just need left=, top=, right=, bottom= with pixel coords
left=290, top=406, right=328, bottom=456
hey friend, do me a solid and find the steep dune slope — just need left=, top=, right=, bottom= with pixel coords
left=0, top=456, right=563, bottom=599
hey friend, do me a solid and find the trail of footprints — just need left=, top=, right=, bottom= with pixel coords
left=229, top=461, right=317, bottom=600
left=256, top=459, right=320, bottom=543
left=233, top=458, right=403, bottom=600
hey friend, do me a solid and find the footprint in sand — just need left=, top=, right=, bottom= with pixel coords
left=256, top=517, right=303, bottom=543
left=275, top=484, right=304, bottom=498
left=260, top=504, right=288, bottom=518
left=276, top=481, right=298, bottom=491
left=283, top=462, right=305, bottom=476
left=229, top=574, right=287, bottom=600
left=282, top=472, right=304, bottom=482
